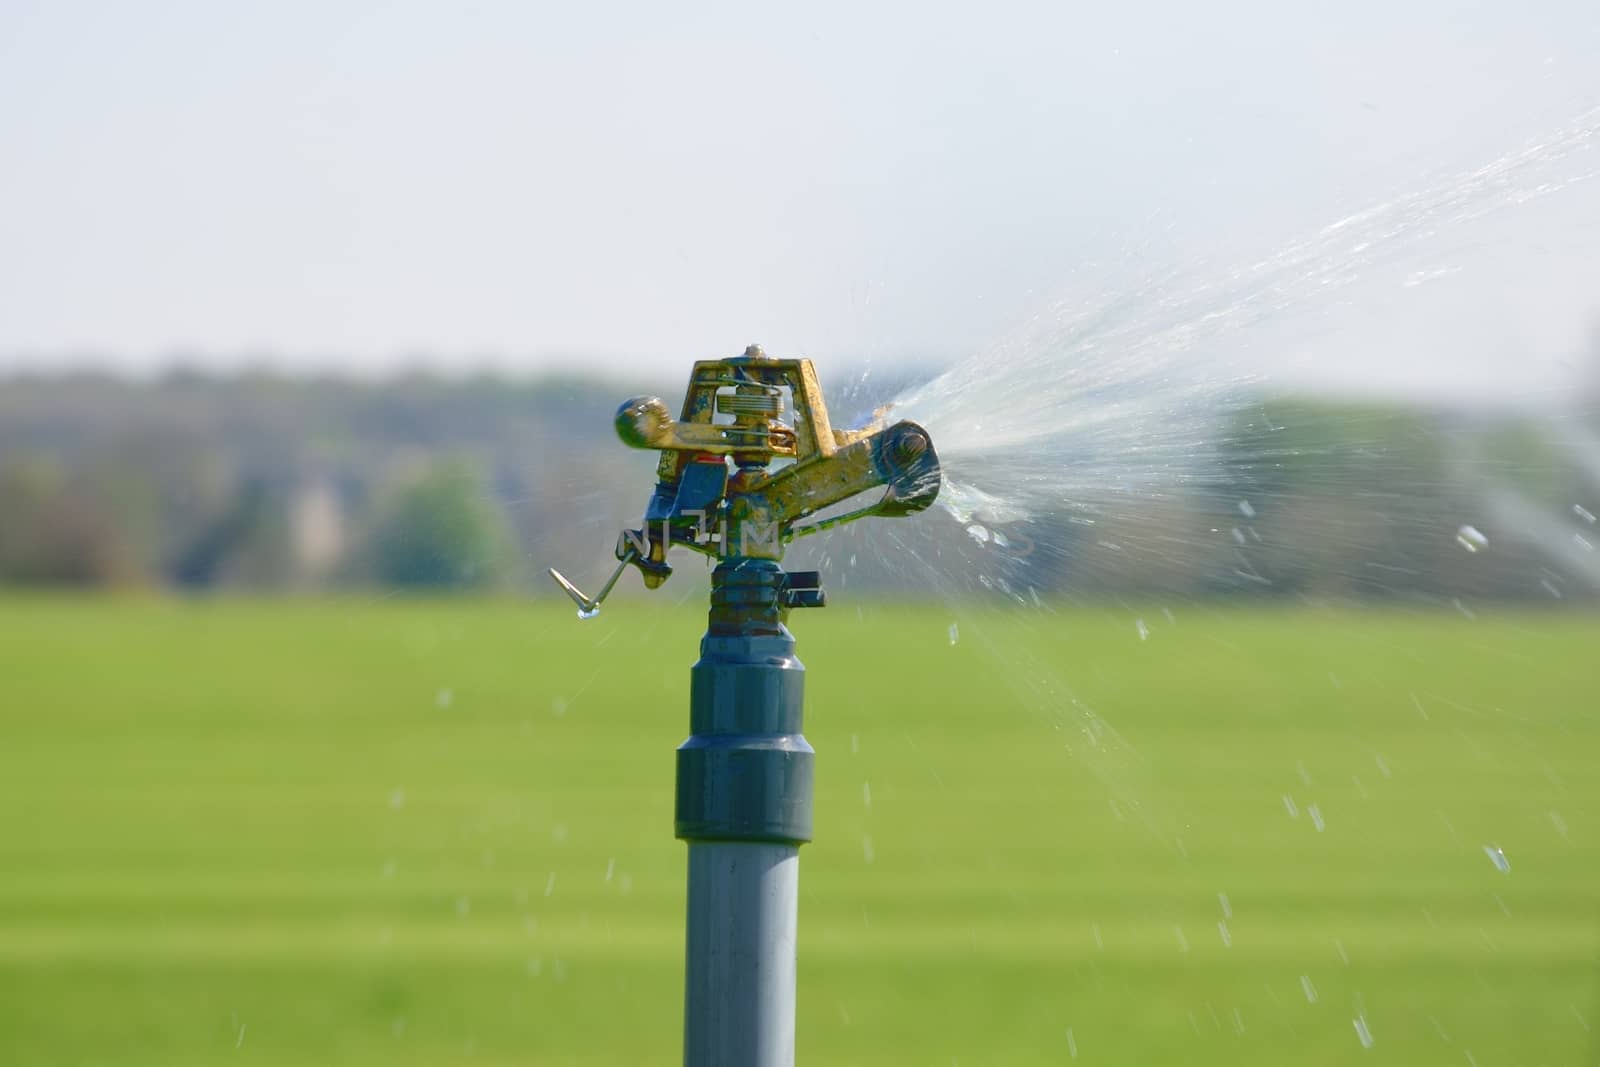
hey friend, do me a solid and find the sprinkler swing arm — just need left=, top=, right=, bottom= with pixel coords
left=547, top=345, right=942, bottom=616
left=546, top=345, right=941, bottom=1067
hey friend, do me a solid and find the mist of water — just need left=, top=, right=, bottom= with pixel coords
left=891, top=105, right=1600, bottom=528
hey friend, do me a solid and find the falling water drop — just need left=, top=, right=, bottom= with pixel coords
left=1456, top=525, right=1489, bottom=553
left=577, top=605, right=601, bottom=620
left=1353, top=1015, right=1375, bottom=1048
left=1483, top=844, right=1511, bottom=873
left=1575, top=504, right=1597, bottom=524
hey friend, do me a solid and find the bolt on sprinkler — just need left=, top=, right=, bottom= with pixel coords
left=548, top=345, right=942, bottom=1067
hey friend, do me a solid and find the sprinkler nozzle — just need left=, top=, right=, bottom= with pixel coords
left=895, top=430, right=929, bottom=462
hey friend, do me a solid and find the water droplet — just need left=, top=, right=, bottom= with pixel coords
left=381, top=857, right=397, bottom=879
left=947, top=622, right=960, bottom=646
left=1575, top=504, right=1597, bottom=524
left=1575, top=533, right=1595, bottom=553
left=1483, top=844, right=1511, bottom=873
left=435, top=687, right=454, bottom=709
left=1456, top=525, right=1488, bottom=553
left=1091, top=923, right=1104, bottom=950
left=604, top=858, right=615, bottom=883
left=862, top=782, right=872, bottom=809
left=1238, top=499, right=1256, bottom=518
left=544, top=872, right=557, bottom=897
left=1283, top=794, right=1300, bottom=819
left=850, top=733, right=860, bottom=754
left=577, top=605, right=600, bottom=620
left=1296, top=760, right=1313, bottom=785
left=455, top=895, right=471, bottom=916
left=551, top=697, right=569, bottom=717
left=1135, top=618, right=1150, bottom=641
left=527, top=956, right=543, bottom=977
left=1174, top=925, right=1190, bottom=953
left=1375, top=754, right=1392, bottom=779
left=551, top=823, right=568, bottom=844
left=389, top=788, right=406, bottom=810
left=1218, top=892, right=1232, bottom=919
left=965, top=524, right=991, bottom=545
left=1300, top=975, right=1318, bottom=1003
left=862, top=836, right=875, bottom=864
left=1334, top=938, right=1349, bottom=964
left=1065, top=1028, right=1078, bottom=1058
left=1218, top=920, right=1232, bottom=947
left=1353, top=1015, right=1374, bottom=1048
left=1309, top=804, right=1326, bottom=832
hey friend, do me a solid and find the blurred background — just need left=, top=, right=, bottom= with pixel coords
left=2, top=2, right=1598, bottom=1065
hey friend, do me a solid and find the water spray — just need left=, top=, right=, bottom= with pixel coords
left=548, top=345, right=942, bottom=1067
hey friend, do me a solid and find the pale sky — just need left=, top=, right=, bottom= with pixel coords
left=2, top=1, right=1598, bottom=398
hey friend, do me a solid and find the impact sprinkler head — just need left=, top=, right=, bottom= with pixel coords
left=546, top=346, right=942, bottom=617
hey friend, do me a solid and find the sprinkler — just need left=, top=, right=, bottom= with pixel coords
left=548, top=345, right=941, bottom=1067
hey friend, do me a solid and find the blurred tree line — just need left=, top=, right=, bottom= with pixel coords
left=0, top=369, right=1595, bottom=601
left=0, top=371, right=651, bottom=592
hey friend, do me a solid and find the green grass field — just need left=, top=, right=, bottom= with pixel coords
left=1, top=597, right=1596, bottom=1065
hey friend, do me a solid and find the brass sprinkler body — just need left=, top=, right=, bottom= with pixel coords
left=548, top=345, right=942, bottom=615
